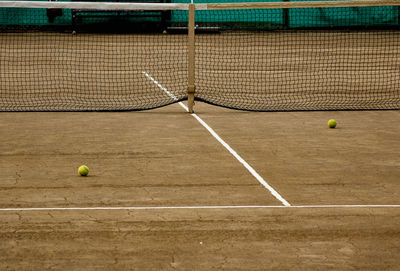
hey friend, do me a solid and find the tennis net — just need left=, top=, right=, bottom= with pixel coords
left=0, top=1, right=399, bottom=111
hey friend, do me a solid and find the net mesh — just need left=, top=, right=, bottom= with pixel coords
left=0, top=3, right=187, bottom=111
left=195, top=6, right=400, bottom=111
left=1, top=2, right=399, bottom=112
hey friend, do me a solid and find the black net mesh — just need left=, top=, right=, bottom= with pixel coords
left=1, top=2, right=399, bottom=112
left=195, top=6, right=400, bottom=111
left=0, top=4, right=187, bottom=111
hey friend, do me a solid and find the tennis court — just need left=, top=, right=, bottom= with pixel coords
left=1, top=0, right=400, bottom=269
left=1, top=102, right=400, bottom=269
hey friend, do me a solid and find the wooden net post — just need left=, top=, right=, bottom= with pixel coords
left=187, top=3, right=195, bottom=113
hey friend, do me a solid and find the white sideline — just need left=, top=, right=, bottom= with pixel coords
left=142, top=72, right=291, bottom=206
left=0, top=205, right=400, bottom=212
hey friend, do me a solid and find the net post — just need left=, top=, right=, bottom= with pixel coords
left=187, top=3, right=195, bottom=113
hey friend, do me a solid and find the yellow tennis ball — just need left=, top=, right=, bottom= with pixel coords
left=78, top=165, right=89, bottom=176
left=328, top=119, right=337, bottom=128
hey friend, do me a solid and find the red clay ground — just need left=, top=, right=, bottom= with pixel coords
left=194, top=102, right=400, bottom=205
left=0, top=102, right=399, bottom=269
left=1, top=207, right=400, bottom=270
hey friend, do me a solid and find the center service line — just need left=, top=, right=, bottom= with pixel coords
left=142, top=72, right=291, bottom=207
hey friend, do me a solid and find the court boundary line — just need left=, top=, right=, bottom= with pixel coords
left=0, top=205, right=400, bottom=211
left=142, top=71, right=290, bottom=207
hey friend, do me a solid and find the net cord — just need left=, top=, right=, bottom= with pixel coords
left=0, top=0, right=399, bottom=11
left=0, top=1, right=189, bottom=10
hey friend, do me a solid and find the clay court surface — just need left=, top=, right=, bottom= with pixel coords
left=1, top=28, right=400, bottom=269
left=1, top=102, right=400, bottom=269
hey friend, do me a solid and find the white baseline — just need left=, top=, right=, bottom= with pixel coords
left=0, top=205, right=400, bottom=212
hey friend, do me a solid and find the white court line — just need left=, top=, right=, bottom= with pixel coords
left=142, top=71, right=291, bottom=206
left=0, top=205, right=400, bottom=212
